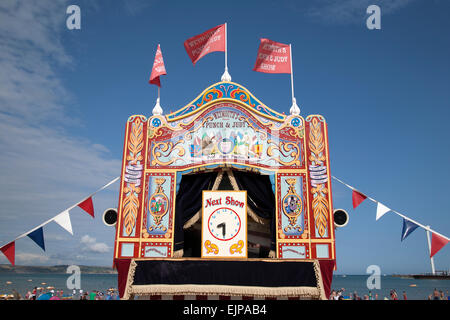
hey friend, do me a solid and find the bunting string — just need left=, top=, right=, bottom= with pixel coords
left=0, top=176, right=119, bottom=265
left=331, top=175, right=449, bottom=259
left=331, top=175, right=449, bottom=241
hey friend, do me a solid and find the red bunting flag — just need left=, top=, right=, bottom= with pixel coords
left=0, top=241, right=15, bottom=266
left=352, top=190, right=367, bottom=209
left=253, top=38, right=291, bottom=74
left=430, top=233, right=449, bottom=258
left=78, top=197, right=94, bottom=218
left=149, top=44, right=166, bottom=87
left=183, top=24, right=226, bottom=65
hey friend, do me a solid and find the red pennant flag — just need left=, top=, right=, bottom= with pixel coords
left=78, top=197, right=94, bottom=218
left=0, top=241, right=15, bottom=266
left=253, top=38, right=291, bottom=74
left=149, top=44, right=166, bottom=87
left=430, top=233, right=449, bottom=258
left=183, top=24, right=225, bottom=65
left=352, top=190, right=367, bottom=209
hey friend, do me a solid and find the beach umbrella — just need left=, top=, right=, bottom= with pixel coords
left=6, top=281, right=12, bottom=285
left=37, top=293, right=52, bottom=300
left=46, top=286, right=55, bottom=290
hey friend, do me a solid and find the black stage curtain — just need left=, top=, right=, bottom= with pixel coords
left=174, top=172, right=217, bottom=251
left=233, top=171, right=276, bottom=250
left=132, top=259, right=318, bottom=288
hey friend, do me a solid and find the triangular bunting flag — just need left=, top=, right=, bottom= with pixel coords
left=376, top=202, right=390, bottom=221
left=401, top=219, right=419, bottom=241
left=430, top=233, right=449, bottom=258
left=352, top=190, right=367, bottom=209
left=27, top=227, right=45, bottom=251
left=78, top=197, right=94, bottom=218
left=0, top=241, right=15, bottom=266
left=53, top=210, right=73, bottom=235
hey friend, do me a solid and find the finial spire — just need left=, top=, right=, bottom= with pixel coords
left=221, top=67, right=232, bottom=82
left=290, top=97, right=300, bottom=115
left=152, top=89, right=163, bottom=115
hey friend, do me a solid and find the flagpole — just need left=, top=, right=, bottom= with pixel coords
left=289, top=44, right=299, bottom=115
left=426, top=226, right=436, bottom=275
left=290, top=44, right=294, bottom=103
left=225, top=22, right=228, bottom=73
left=221, top=23, right=231, bottom=81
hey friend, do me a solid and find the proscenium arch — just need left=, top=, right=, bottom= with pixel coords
left=174, top=166, right=276, bottom=258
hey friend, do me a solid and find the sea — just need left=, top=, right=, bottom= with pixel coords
left=0, top=273, right=449, bottom=300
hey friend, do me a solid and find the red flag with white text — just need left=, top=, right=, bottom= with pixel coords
left=149, top=44, right=166, bottom=87
left=184, top=24, right=226, bottom=65
left=253, top=38, right=291, bottom=74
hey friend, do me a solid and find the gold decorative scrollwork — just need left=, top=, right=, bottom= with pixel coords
left=229, top=240, right=245, bottom=254
left=309, top=118, right=326, bottom=164
left=122, top=117, right=144, bottom=236
left=126, top=118, right=144, bottom=165
left=230, top=88, right=256, bottom=107
left=204, top=240, right=219, bottom=255
left=123, top=183, right=141, bottom=237
left=309, top=117, right=329, bottom=238
left=311, top=184, right=329, bottom=238
left=196, top=88, right=223, bottom=107
left=151, top=140, right=186, bottom=166
left=267, top=140, right=301, bottom=166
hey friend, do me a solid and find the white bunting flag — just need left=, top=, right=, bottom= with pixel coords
left=53, top=210, right=73, bottom=235
left=376, top=202, right=390, bottom=221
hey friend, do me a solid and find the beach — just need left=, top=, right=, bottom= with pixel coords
left=0, top=273, right=449, bottom=300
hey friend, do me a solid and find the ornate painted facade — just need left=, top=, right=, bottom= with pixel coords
left=113, top=81, right=335, bottom=261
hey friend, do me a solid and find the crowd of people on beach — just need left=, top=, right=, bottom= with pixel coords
left=329, top=288, right=449, bottom=300
left=0, top=287, right=120, bottom=300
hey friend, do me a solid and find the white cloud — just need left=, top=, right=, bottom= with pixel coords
left=80, top=235, right=110, bottom=254
left=123, top=0, right=157, bottom=16
left=16, top=252, right=50, bottom=264
left=306, top=0, right=415, bottom=24
left=0, top=0, right=120, bottom=266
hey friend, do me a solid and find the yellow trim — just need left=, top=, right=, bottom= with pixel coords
left=165, top=81, right=286, bottom=122
left=303, top=126, right=312, bottom=255
left=114, top=120, right=131, bottom=259
left=323, top=121, right=336, bottom=260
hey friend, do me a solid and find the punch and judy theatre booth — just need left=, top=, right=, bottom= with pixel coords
left=113, top=81, right=337, bottom=300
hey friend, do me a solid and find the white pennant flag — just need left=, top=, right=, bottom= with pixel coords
left=376, top=202, right=390, bottom=221
left=53, top=210, right=73, bottom=235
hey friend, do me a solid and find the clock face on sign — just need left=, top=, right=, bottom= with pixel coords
left=208, top=207, right=241, bottom=241
left=202, top=190, right=247, bottom=258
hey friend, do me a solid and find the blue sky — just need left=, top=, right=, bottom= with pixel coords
left=0, top=0, right=449, bottom=274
